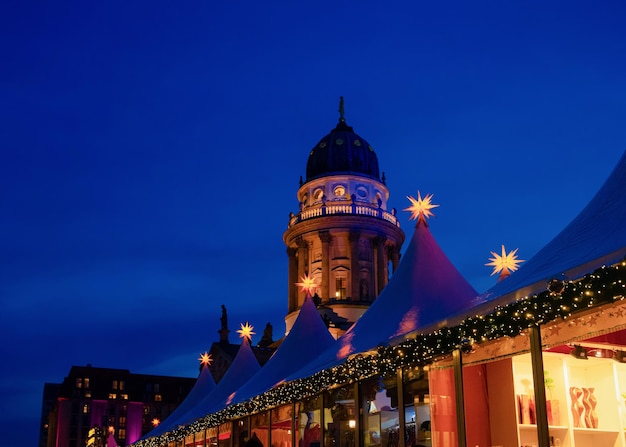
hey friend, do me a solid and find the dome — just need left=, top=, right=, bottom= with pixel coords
left=306, top=117, right=380, bottom=182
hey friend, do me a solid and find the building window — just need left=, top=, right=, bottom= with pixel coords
left=121, top=394, right=128, bottom=400
left=84, top=391, right=91, bottom=398
left=119, top=416, right=126, bottom=428
left=144, top=406, right=150, bottom=415
left=112, top=380, right=118, bottom=390
left=153, top=384, right=160, bottom=393
left=84, top=378, right=90, bottom=388
left=109, top=393, right=117, bottom=400
left=118, top=380, right=125, bottom=391
left=76, top=378, right=83, bottom=389
left=82, top=404, right=90, bottom=414
left=118, top=428, right=126, bottom=440
left=313, top=188, right=324, bottom=202
left=154, top=394, right=162, bottom=402
left=336, top=277, right=346, bottom=300
left=334, top=185, right=346, bottom=197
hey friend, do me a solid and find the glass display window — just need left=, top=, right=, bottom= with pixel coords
left=323, top=385, right=356, bottom=447
left=298, top=395, right=322, bottom=447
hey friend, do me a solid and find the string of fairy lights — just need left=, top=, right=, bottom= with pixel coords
left=132, top=194, right=626, bottom=447
left=134, top=259, right=626, bottom=447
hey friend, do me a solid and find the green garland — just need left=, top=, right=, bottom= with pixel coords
left=135, top=259, right=625, bottom=447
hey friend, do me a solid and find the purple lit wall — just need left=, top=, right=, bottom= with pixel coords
left=50, top=397, right=146, bottom=446
left=126, top=402, right=144, bottom=444
left=91, top=400, right=108, bottom=428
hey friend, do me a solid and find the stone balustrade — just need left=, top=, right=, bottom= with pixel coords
left=288, top=202, right=399, bottom=227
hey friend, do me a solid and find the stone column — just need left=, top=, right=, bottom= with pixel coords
left=374, top=235, right=387, bottom=295
left=349, top=231, right=360, bottom=301
left=365, top=238, right=378, bottom=303
left=287, top=247, right=298, bottom=312
left=389, top=245, right=401, bottom=275
left=319, top=231, right=332, bottom=302
left=296, top=236, right=308, bottom=307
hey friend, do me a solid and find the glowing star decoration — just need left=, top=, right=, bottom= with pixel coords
left=151, top=418, right=160, bottom=427
left=404, top=191, right=439, bottom=223
left=236, top=322, right=255, bottom=341
left=296, top=274, right=318, bottom=296
left=486, top=245, right=524, bottom=279
left=198, top=352, right=213, bottom=367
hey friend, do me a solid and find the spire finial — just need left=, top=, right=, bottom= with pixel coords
left=404, top=191, right=439, bottom=226
left=485, top=245, right=524, bottom=281
left=296, top=273, right=318, bottom=298
left=338, top=96, right=345, bottom=122
left=236, top=322, right=255, bottom=341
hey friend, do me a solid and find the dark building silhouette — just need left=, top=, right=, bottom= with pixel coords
left=40, top=364, right=196, bottom=447
left=208, top=305, right=275, bottom=384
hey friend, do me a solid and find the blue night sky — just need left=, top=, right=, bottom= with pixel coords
left=1, top=2, right=626, bottom=446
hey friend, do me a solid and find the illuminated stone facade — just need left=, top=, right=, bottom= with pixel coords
left=284, top=110, right=405, bottom=336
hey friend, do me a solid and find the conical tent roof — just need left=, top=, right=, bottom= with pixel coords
left=175, top=335, right=262, bottom=426
left=480, top=149, right=626, bottom=303
left=286, top=218, right=480, bottom=380
left=142, top=362, right=216, bottom=438
left=225, top=295, right=335, bottom=406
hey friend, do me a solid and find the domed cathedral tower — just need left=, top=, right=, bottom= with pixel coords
left=283, top=98, right=405, bottom=337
